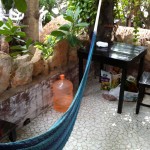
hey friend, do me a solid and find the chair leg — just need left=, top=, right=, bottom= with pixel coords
left=136, top=85, right=145, bottom=114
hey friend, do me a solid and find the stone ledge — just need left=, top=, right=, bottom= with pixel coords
left=0, top=74, right=52, bottom=103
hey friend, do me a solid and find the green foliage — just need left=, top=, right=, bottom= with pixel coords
left=1, top=0, right=12, bottom=11
left=14, top=0, right=27, bottom=13
left=114, top=0, right=149, bottom=28
left=39, top=0, right=56, bottom=12
left=42, top=12, right=53, bottom=26
left=39, top=0, right=56, bottom=24
left=2, top=0, right=27, bottom=13
left=114, top=0, right=150, bottom=44
left=0, top=18, right=32, bottom=57
left=68, top=0, right=98, bottom=26
left=35, top=35, right=57, bottom=60
left=51, top=7, right=89, bottom=47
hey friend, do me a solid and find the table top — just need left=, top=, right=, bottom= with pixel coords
left=78, top=42, right=147, bottom=62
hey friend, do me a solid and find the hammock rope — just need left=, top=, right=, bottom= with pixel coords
left=0, top=0, right=102, bottom=149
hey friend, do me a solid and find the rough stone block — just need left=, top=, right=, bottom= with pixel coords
left=0, top=52, right=12, bottom=95
left=11, top=62, right=33, bottom=88
left=31, top=49, right=44, bottom=76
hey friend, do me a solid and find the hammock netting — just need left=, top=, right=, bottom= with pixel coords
left=0, top=0, right=102, bottom=149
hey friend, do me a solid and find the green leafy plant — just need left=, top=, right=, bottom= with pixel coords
left=0, top=18, right=32, bottom=57
left=68, top=0, right=98, bottom=26
left=35, top=35, right=57, bottom=60
left=51, top=7, right=89, bottom=47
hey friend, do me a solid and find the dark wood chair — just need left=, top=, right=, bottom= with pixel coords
left=136, top=71, right=150, bottom=114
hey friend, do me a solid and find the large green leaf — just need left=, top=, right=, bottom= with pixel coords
left=7, top=18, right=13, bottom=27
left=0, top=29, right=11, bottom=35
left=66, top=10, right=74, bottom=18
left=56, top=35, right=64, bottom=41
left=14, top=0, right=27, bottom=13
left=17, top=32, right=26, bottom=37
left=63, top=16, right=74, bottom=23
left=51, top=30, right=69, bottom=37
left=5, top=22, right=12, bottom=29
left=59, top=24, right=71, bottom=31
left=11, top=26, right=20, bottom=33
left=67, top=35, right=80, bottom=47
left=0, top=21, right=3, bottom=27
left=1, top=0, right=13, bottom=11
left=26, top=38, right=33, bottom=48
left=74, top=7, right=81, bottom=20
left=5, top=36, right=13, bottom=42
left=75, top=22, right=89, bottom=28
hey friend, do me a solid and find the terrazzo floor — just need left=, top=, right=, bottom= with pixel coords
left=3, top=77, right=150, bottom=150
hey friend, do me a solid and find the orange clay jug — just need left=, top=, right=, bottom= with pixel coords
left=52, top=74, right=73, bottom=112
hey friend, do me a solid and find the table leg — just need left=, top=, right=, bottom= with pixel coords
left=117, top=68, right=127, bottom=114
left=79, top=57, right=83, bottom=84
left=136, top=85, right=145, bottom=114
left=99, top=62, right=104, bottom=82
left=9, top=129, right=17, bottom=142
left=137, top=56, right=144, bottom=84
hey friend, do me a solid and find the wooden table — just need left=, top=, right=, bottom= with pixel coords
left=0, top=119, right=17, bottom=142
left=77, top=42, right=147, bottom=114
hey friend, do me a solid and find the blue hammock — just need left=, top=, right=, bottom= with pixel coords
left=0, top=1, right=102, bottom=149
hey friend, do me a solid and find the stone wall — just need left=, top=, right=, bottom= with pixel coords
left=0, top=75, right=52, bottom=128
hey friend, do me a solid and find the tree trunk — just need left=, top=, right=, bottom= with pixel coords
left=97, top=0, right=114, bottom=43
left=23, top=0, right=39, bottom=41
